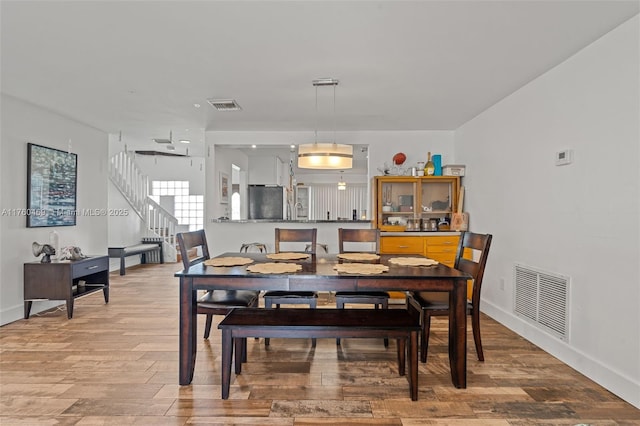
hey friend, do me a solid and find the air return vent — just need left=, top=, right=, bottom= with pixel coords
left=514, top=263, right=570, bottom=341
left=207, top=99, right=242, bottom=111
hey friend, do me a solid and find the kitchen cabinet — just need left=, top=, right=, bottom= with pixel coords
left=248, top=156, right=286, bottom=185
left=374, top=176, right=460, bottom=231
left=294, top=185, right=310, bottom=219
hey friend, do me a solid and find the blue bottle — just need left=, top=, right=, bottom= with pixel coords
left=432, top=154, right=442, bottom=176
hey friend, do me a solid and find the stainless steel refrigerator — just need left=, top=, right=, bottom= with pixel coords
left=248, top=185, right=286, bottom=220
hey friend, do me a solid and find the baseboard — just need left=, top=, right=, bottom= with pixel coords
left=481, top=299, right=640, bottom=409
left=0, top=299, right=63, bottom=326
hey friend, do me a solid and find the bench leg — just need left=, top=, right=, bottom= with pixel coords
left=119, top=257, right=126, bottom=276
left=409, top=330, right=419, bottom=401
left=221, top=329, right=233, bottom=399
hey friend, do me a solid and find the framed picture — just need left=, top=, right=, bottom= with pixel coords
left=219, top=172, right=229, bottom=204
left=26, top=143, right=78, bottom=227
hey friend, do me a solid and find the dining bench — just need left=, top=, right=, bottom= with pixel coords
left=218, top=307, right=420, bottom=400
left=108, top=241, right=163, bottom=275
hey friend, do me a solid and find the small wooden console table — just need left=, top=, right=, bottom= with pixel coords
left=23, top=255, right=109, bottom=319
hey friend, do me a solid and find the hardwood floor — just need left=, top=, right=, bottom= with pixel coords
left=1, top=262, right=638, bottom=425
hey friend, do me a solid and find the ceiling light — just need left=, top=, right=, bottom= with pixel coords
left=153, top=130, right=173, bottom=144
left=180, top=140, right=190, bottom=144
left=298, top=79, right=353, bottom=170
left=338, top=172, right=346, bottom=190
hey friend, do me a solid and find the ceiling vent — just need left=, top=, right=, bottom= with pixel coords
left=207, top=99, right=242, bottom=111
left=153, top=138, right=172, bottom=144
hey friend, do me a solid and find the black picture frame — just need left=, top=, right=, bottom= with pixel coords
left=26, top=143, right=78, bottom=227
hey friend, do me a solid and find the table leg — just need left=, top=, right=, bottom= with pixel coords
left=221, top=329, right=232, bottom=399
left=449, top=280, right=467, bottom=388
left=66, top=297, right=74, bottom=319
left=179, top=277, right=197, bottom=385
left=234, top=338, right=243, bottom=374
left=397, top=338, right=406, bottom=376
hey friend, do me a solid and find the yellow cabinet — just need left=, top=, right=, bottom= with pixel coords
left=380, top=236, right=424, bottom=254
left=374, top=176, right=460, bottom=231
left=425, top=235, right=459, bottom=267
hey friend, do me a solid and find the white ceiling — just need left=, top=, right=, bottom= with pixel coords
left=2, top=1, right=638, bottom=157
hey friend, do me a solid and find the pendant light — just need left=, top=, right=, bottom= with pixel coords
left=337, top=171, right=346, bottom=190
left=298, top=78, right=353, bottom=169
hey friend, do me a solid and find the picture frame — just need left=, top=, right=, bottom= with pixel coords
left=219, top=172, right=229, bottom=204
left=26, top=143, right=78, bottom=227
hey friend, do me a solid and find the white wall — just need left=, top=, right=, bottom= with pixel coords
left=135, top=154, right=206, bottom=195
left=455, top=16, right=639, bottom=407
left=1, top=95, right=109, bottom=325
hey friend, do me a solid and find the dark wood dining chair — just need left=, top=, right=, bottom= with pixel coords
left=334, top=228, right=390, bottom=347
left=263, top=228, right=318, bottom=347
left=407, top=231, right=492, bottom=363
left=176, top=230, right=260, bottom=341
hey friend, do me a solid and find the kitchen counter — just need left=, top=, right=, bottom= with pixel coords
left=382, top=231, right=462, bottom=236
left=211, top=219, right=372, bottom=224
left=207, top=220, right=373, bottom=254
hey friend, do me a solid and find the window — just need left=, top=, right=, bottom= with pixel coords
left=151, top=181, right=203, bottom=231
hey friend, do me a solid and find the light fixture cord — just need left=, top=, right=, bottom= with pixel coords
left=315, top=83, right=319, bottom=144
left=333, top=83, right=337, bottom=145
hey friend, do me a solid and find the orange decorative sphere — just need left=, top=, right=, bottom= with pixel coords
left=393, top=152, right=406, bottom=165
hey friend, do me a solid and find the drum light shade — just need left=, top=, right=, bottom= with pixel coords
left=298, top=143, right=353, bottom=169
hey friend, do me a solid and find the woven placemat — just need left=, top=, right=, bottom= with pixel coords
left=388, top=257, right=439, bottom=267
left=334, top=263, right=389, bottom=275
left=204, top=257, right=254, bottom=267
left=266, top=252, right=310, bottom=260
left=336, top=253, right=380, bottom=261
left=246, top=262, right=302, bottom=274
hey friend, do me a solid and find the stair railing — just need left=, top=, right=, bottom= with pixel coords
left=109, top=151, right=177, bottom=262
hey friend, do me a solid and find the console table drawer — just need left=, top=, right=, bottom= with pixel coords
left=71, top=256, right=108, bottom=279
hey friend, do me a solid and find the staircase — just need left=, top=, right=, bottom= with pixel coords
left=109, top=151, right=178, bottom=262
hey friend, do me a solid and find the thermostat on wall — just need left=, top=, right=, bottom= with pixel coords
left=555, top=149, right=573, bottom=166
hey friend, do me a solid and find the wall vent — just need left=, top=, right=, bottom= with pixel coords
left=514, top=263, right=570, bottom=341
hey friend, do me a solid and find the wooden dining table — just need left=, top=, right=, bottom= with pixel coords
left=175, top=252, right=471, bottom=389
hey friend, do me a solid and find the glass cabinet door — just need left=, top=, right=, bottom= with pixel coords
left=377, top=178, right=417, bottom=230
left=419, top=177, right=459, bottom=224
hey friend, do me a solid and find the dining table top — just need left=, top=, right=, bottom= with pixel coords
left=176, top=252, right=469, bottom=278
